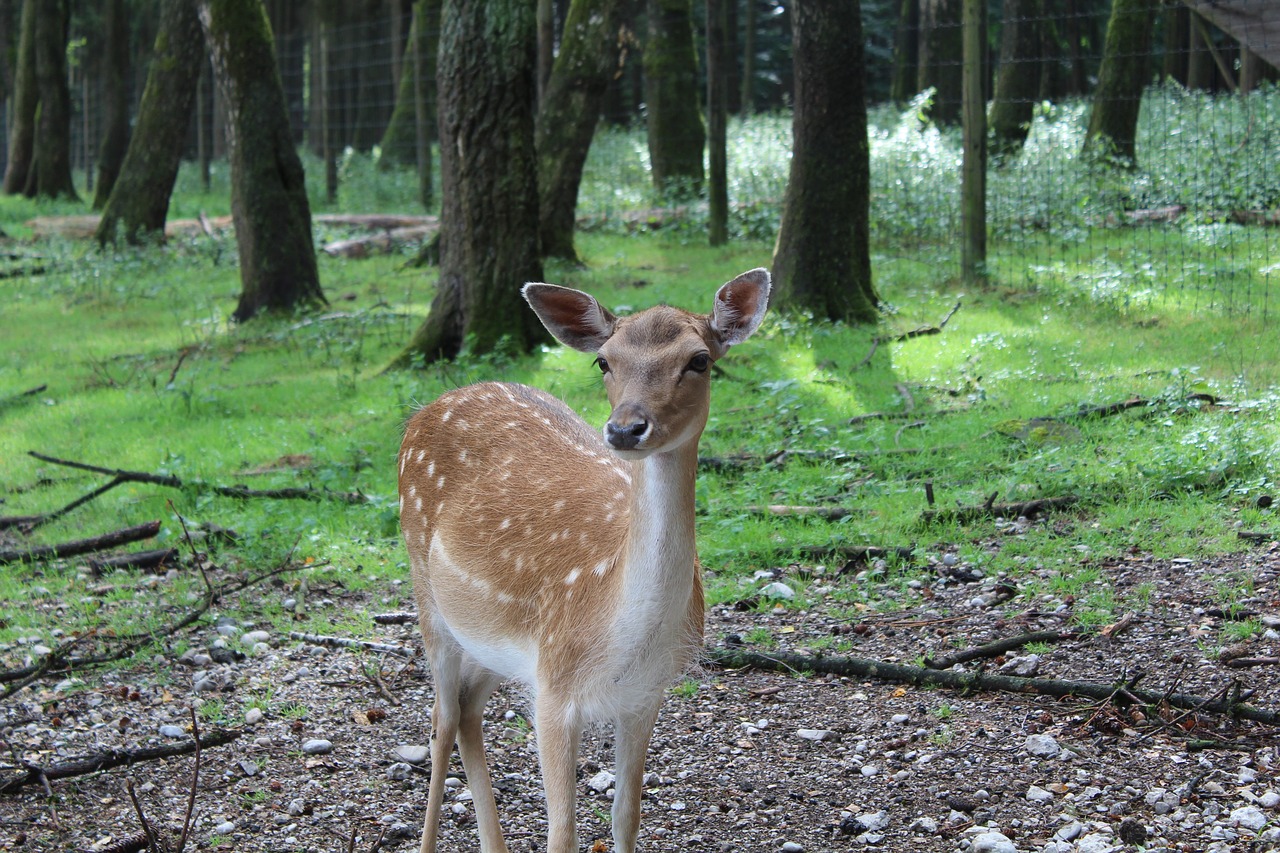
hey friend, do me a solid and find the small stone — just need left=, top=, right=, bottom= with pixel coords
left=31, top=644, right=52, bottom=656
left=393, top=745, right=430, bottom=765
left=780, top=843, right=804, bottom=853
left=890, top=714, right=910, bottom=725
left=286, top=798, right=306, bottom=816
left=245, top=707, right=264, bottom=725
left=1117, top=817, right=1147, bottom=845
left=283, top=598, right=298, bottom=610
left=760, top=582, right=795, bottom=600
left=387, top=763, right=413, bottom=781
left=216, top=624, right=240, bottom=637
left=1258, top=790, right=1280, bottom=809
left=1232, top=805, right=1268, bottom=831
left=797, top=728, right=839, bottom=742
left=251, top=642, right=271, bottom=657
left=1053, top=821, right=1083, bottom=841
left=1025, top=733, right=1061, bottom=758
left=443, top=777, right=463, bottom=789
left=212, top=821, right=235, bottom=835
left=302, top=739, right=333, bottom=755
left=970, top=831, right=1018, bottom=853
left=238, top=760, right=259, bottom=777
left=1074, top=833, right=1116, bottom=853
left=998, top=654, right=1041, bottom=677
left=159, top=725, right=185, bottom=738
left=1239, top=766, right=1260, bottom=784
left=191, top=653, right=213, bottom=667
left=1025, top=785, right=1054, bottom=803
left=851, top=811, right=889, bottom=832
left=587, top=770, right=615, bottom=793
left=859, top=763, right=880, bottom=777
left=910, top=816, right=939, bottom=834
left=241, top=630, right=271, bottom=645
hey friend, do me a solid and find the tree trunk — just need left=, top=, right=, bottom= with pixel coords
left=2, top=0, right=37, bottom=196
left=917, top=0, right=962, bottom=124
left=1082, top=0, right=1156, bottom=165
left=31, top=0, right=77, bottom=199
left=393, top=0, right=546, bottom=364
left=988, top=0, right=1039, bottom=158
left=95, top=0, right=204, bottom=245
left=1161, top=4, right=1188, bottom=85
left=198, top=0, right=326, bottom=322
left=537, top=0, right=554, bottom=102
left=705, top=0, right=727, bottom=246
left=889, top=0, right=918, bottom=103
left=771, top=0, right=875, bottom=325
left=379, top=0, right=440, bottom=171
left=92, top=0, right=131, bottom=210
left=1185, top=11, right=1214, bottom=91
left=643, top=0, right=705, bottom=196
left=960, top=0, right=985, bottom=282
left=536, top=0, right=622, bottom=261
left=740, top=0, right=756, bottom=113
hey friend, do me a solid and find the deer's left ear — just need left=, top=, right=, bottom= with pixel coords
left=710, top=268, right=770, bottom=350
left=523, top=283, right=617, bottom=353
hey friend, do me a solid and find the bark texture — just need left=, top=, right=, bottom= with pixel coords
left=95, top=0, right=205, bottom=245
left=199, top=0, right=326, bottom=321
left=643, top=0, right=705, bottom=195
left=771, top=0, right=876, bottom=324
left=536, top=0, right=622, bottom=260
left=988, top=0, right=1039, bottom=157
left=2, top=0, right=37, bottom=195
left=706, top=0, right=728, bottom=245
left=918, top=0, right=963, bottom=124
left=394, top=0, right=546, bottom=364
left=92, top=0, right=134, bottom=210
left=31, top=0, right=78, bottom=199
left=1082, top=0, right=1157, bottom=165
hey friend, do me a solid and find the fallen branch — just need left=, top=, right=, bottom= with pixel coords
left=320, top=225, right=436, bottom=259
left=705, top=647, right=1280, bottom=726
left=746, top=505, right=850, bottom=521
left=793, top=544, right=917, bottom=566
left=0, top=383, right=47, bottom=410
left=0, top=728, right=241, bottom=795
left=28, top=451, right=368, bottom=504
left=88, top=548, right=181, bottom=574
left=0, top=520, right=161, bottom=565
left=924, top=629, right=1075, bottom=669
left=288, top=632, right=417, bottom=658
left=920, top=495, right=1078, bottom=525
left=3, top=474, right=129, bottom=533
left=1223, top=657, right=1280, bottom=669
left=372, top=613, right=417, bottom=625
left=876, top=299, right=963, bottom=344
left=1238, top=531, right=1279, bottom=543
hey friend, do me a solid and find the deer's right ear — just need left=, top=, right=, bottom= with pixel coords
left=523, top=283, right=617, bottom=353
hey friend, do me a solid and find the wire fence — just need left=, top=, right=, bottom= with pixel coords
left=37, top=1, right=1280, bottom=322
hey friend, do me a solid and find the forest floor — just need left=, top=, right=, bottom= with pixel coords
left=3, top=529, right=1280, bottom=853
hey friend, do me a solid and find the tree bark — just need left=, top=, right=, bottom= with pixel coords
left=740, top=0, right=757, bottom=113
left=706, top=0, right=728, bottom=246
left=30, top=0, right=78, bottom=199
left=2, top=0, right=37, bottom=195
left=198, top=0, right=326, bottom=322
left=95, top=0, right=204, bottom=245
left=960, top=0, right=985, bottom=282
left=92, top=0, right=133, bottom=210
left=1082, top=0, right=1157, bottom=165
left=643, top=0, right=705, bottom=196
left=917, top=0, right=962, bottom=124
left=392, top=0, right=546, bottom=364
left=537, top=0, right=554, bottom=102
left=770, top=0, right=876, bottom=325
left=535, top=0, right=622, bottom=261
left=988, top=0, right=1039, bottom=158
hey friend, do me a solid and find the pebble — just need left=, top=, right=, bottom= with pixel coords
left=212, top=821, right=235, bottom=835
left=393, top=745, right=430, bottom=765
left=796, top=728, right=839, bottom=742
left=1025, top=785, right=1054, bottom=803
left=970, top=831, right=1018, bottom=853
left=286, top=798, right=305, bottom=816
left=387, top=763, right=413, bottom=781
left=780, top=843, right=804, bottom=853
left=245, top=707, right=264, bottom=725
left=241, top=630, right=271, bottom=645
left=851, top=810, right=889, bottom=832
left=998, top=654, right=1041, bottom=677
left=1231, top=805, right=1268, bottom=831
left=1074, top=833, right=1115, bottom=853
left=760, top=581, right=795, bottom=600
left=1025, top=733, right=1061, bottom=758
left=890, top=713, right=910, bottom=724
left=159, top=725, right=185, bottom=738
left=587, top=770, right=615, bottom=793
left=238, top=760, right=259, bottom=777
left=301, top=739, right=333, bottom=755
left=1258, top=790, right=1280, bottom=808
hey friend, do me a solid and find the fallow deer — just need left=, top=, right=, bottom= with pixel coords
left=398, top=268, right=770, bottom=852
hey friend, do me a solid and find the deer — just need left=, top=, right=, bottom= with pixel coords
left=397, top=268, right=770, bottom=853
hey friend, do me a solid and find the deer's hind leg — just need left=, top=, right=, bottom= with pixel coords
left=456, top=662, right=509, bottom=853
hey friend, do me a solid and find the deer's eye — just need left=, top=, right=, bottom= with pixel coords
left=687, top=353, right=710, bottom=373
left=595, top=355, right=610, bottom=374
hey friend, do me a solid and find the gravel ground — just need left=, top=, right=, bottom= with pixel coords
left=3, top=534, right=1280, bottom=853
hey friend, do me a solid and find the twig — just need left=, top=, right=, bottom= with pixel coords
left=0, top=728, right=241, bottom=794
left=1223, top=657, right=1280, bottom=669
left=1238, top=531, right=1279, bottom=543
left=176, top=707, right=202, bottom=853
left=793, top=544, right=916, bottom=566
left=0, top=383, right=47, bottom=409
left=372, top=612, right=416, bottom=625
left=745, top=505, right=850, bottom=521
left=705, top=647, right=1280, bottom=726
left=28, top=451, right=368, bottom=504
left=920, top=495, right=1078, bottom=525
left=873, top=299, right=963, bottom=344
left=87, top=548, right=180, bottom=574
left=923, top=630, right=1075, bottom=670
left=0, top=520, right=161, bottom=565
left=124, top=779, right=160, bottom=853
left=288, top=632, right=417, bottom=658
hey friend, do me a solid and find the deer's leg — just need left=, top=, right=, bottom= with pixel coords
left=455, top=666, right=509, bottom=853
left=419, top=648, right=461, bottom=853
left=535, top=696, right=582, bottom=853
left=611, top=701, right=662, bottom=853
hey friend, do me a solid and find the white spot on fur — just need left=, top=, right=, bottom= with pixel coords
left=459, top=450, right=468, bottom=464
left=515, top=555, right=525, bottom=572
left=499, top=518, right=512, bottom=530
left=436, top=476, right=445, bottom=490
left=553, top=499, right=566, bottom=511
left=408, top=485, right=417, bottom=498
left=593, top=560, right=609, bottom=577
left=496, top=592, right=514, bottom=604
left=417, top=449, right=426, bottom=462
left=564, top=568, right=581, bottom=585
left=442, top=410, right=453, bottom=422
left=427, top=460, right=436, bottom=477
left=414, top=497, right=423, bottom=512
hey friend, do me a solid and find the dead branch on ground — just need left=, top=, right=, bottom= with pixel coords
left=372, top=612, right=416, bottom=625
left=0, top=521, right=161, bottom=565
left=28, top=451, right=368, bottom=504
left=746, top=505, right=851, bottom=521
left=921, top=495, right=1078, bottom=525
left=793, top=544, right=917, bottom=566
left=923, top=629, right=1076, bottom=670
left=288, top=632, right=417, bottom=658
left=706, top=647, right=1280, bottom=725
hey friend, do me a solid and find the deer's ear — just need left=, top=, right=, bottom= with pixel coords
left=710, top=268, right=770, bottom=349
left=523, top=283, right=617, bottom=353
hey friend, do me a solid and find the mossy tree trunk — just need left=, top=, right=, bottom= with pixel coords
left=889, top=0, right=918, bottom=103
left=198, top=0, right=326, bottom=322
left=393, top=0, right=546, bottom=365
left=31, top=0, right=78, bottom=200
left=988, top=0, right=1040, bottom=158
left=771, top=0, right=876, bottom=325
left=2, top=0, right=37, bottom=196
left=643, top=0, right=705, bottom=196
left=536, top=0, right=622, bottom=261
left=92, top=0, right=132, bottom=210
left=95, top=0, right=204, bottom=245
left=1082, top=0, right=1156, bottom=165
left=378, top=0, right=440, bottom=174
left=918, top=0, right=963, bottom=124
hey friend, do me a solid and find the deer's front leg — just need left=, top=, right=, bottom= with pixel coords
left=535, top=697, right=583, bottom=853
left=611, top=702, right=662, bottom=853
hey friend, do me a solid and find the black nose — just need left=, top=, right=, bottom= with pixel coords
left=605, top=419, right=648, bottom=450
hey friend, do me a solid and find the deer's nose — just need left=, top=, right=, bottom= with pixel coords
left=605, top=407, right=651, bottom=450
